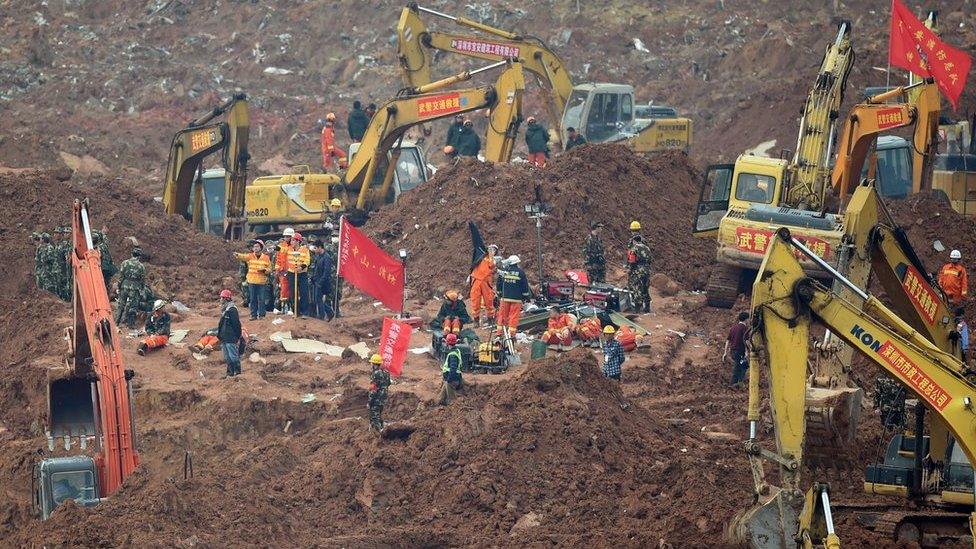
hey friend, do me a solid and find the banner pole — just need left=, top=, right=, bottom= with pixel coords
left=334, top=216, right=343, bottom=314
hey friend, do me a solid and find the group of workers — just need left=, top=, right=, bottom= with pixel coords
left=442, top=114, right=587, bottom=166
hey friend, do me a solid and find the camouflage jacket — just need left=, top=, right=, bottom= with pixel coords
left=118, top=257, right=146, bottom=288
left=628, top=241, right=652, bottom=270
left=583, top=234, right=605, bottom=266
left=369, top=366, right=391, bottom=398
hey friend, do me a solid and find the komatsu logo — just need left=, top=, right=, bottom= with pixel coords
left=849, top=324, right=882, bottom=352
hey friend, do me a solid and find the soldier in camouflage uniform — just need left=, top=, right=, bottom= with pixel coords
left=874, top=376, right=907, bottom=429
left=92, top=231, right=116, bottom=296
left=627, top=234, right=652, bottom=313
left=367, top=353, right=391, bottom=432
left=53, top=228, right=73, bottom=301
left=115, top=247, right=147, bottom=329
left=324, top=234, right=342, bottom=317
left=583, top=222, right=606, bottom=284
left=33, top=232, right=58, bottom=294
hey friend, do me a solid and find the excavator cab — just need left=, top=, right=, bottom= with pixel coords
left=692, top=164, right=733, bottom=237
left=185, top=168, right=229, bottom=236
left=560, top=84, right=634, bottom=144
left=864, top=136, right=914, bottom=199
left=33, top=456, right=101, bottom=519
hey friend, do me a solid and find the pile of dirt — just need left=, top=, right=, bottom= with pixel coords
left=369, top=144, right=714, bottom=298
left=887, top=193, right=976, bottom=277
left=16, top=348, right=752, bottom=547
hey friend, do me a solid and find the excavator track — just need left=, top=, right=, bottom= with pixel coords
left=706, top=264, right=741, bottom=309
left=873, top=510, right=973, bottom=546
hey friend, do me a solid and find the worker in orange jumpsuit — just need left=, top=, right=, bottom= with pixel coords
left=320, top=113, right=347, bottom=171
left=190, top=327, right=250, bottom=355
left=541, top=308, right=576, bottom=346
left=938, top=249, right=969, bottom=306
left=138, top=300, right=171, bottom=356
left=469, top=243, right=498, bottom=326
left=275, top=228, right=295, bottom=314
left=495, top=255, right=532, bottom=337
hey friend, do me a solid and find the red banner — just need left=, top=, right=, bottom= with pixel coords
left=338, top=217, right=404, bottom=312
left=379, top=317, right=412, bottom=377
left=416, top=93, right=463, bottom=118
left=889, top=0, right=971, bottom=109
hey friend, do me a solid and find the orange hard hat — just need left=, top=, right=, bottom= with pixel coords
left=325, top=112, right=336, bottom=122
left=443, top=145, right=455, bottom=154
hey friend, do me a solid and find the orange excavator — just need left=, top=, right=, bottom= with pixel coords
left=33, top=200, right=139, bottom=519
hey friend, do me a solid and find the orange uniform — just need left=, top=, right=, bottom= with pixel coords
left=542, top=313, right=576, bottom=346
left=938, top=262, right=969, bottom=304
left=469, top=255, right=496, bottom=319
left=276, top=241, right=293, bottom=301
left=321, top=125, right=346, bottom=169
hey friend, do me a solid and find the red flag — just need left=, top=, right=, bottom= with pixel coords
left=889, top=0, right=971, bottom=109
left=337, top=217, right=405, bottom=312
left=379, top=316, right=412, bottom=377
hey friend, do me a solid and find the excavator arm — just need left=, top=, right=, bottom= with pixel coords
left=397, top=3, right=571, bottom=129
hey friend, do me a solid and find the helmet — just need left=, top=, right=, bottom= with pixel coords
left=445, top=290, right=459, bottom=301
left=283, top=228, right=295, bottom=237
left=463, top=119, right=473, bottom=127
left=603, top=325, right=616, bottom=334
left=527, top=116, right=537, bottom=123
left=445, top=333, right=458, bottom=345
left=325, top=112, right=336, bottom=122
left=951, top=249, right=962, bottom=260
left=153, top=299, right=166, bottom=311
left=629, top=221, right=641, bottom=231
left=338, top=158, right=348, bottom=169
left=443, top=145, right=455, bottom=155
left=369, top=353, right=383, bottom=365
left=506, top=255, right=520, bottom=265
left=251, top=239, right=264, bottom=248
left=330, top=198, right=342, bottom=208
left=292, top=232, right=303, bottom=242
left=219, top=289, right=233, bottom=299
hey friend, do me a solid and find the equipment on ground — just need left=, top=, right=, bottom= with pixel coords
left=396, top=3, right=692, bottom=151
left=430, top=329, right=509, bottom=373
left=35, top=200, right=140, bottom=520
left=162, top=93, right=250, bottom=240
left=733, top=228, right=975, bottom=547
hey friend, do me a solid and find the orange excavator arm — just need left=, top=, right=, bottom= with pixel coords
left=70, top=200, right=139, bottom=495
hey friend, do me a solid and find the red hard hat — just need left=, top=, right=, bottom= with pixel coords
left=292, top=232, right=303, bottom=242
left=445, top=333, right=458, bottom=345
left=219, top=289, right=233, bottom=299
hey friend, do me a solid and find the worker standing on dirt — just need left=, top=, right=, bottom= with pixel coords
left=722, top=311, right=750, bottom=387
left=92, top=230, right=116, bottom=295
left=33, top=232, right=58, bottom=295
left=235, top=240, right=272, bottom=320
left=453, top=119, right=481, bottom=158
left=627, top=235, right=652, bottom=313
left=601, top=325, right=624, bottom=381
left=275, top=229, right=295, bottom=314
left=938, top=249, right=969, bottom=306
left=470, top=244, right=498, bottom=326
left=953, top=307, right=970, bottom=363
left=432, top=290, right=472, bottom=334
left=310, top=240, right=334, bottom=320
left=628, top=220, right=643, bottom=243
left=365, top=103, right=377, bottom=119
left=439, top=333, right=463, bottom=405
left=445, top=113, right=464, bottom=151
left=288, top=233, right=312, bottom=317
left=495, top=255, right=532, bottom=337
left=138, top=300, right=171, bottom=356
left=583, top=222, right=606, bottom=284
left=54, top=228, right=73, bottom=301
left=347, top=100, right=370, bottom=143
left=218, top=289, right=243, bottom=377
left=368, top=353, right=391, bottom=431
left=564, top=127, right=586, bottom=151
left=524, top=117, right=550, bottom=167
left=115, top=247, right=147, bottom=329
left=320, top=113, right=347, bottom=171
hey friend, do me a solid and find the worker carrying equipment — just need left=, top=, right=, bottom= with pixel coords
left=938, top=249, right=969, bottom=305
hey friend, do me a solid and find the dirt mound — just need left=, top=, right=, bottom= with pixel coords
left=370, top=144, right=714, bottom=298
left=887, top=193, right=976, bottom=276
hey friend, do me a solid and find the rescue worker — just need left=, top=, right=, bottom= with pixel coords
left=454, top=119, right=481, bottom=158
left=235, top=240, right=271, bottom=320
left=365, top=103, right=377, bottom=119
left=469, top=244, right=498, bottom=326
left=722, top=311, right=750, bottom=387
left=310, top=240, right=334, bottom=320
left=564, top=126, right=586, bottom=151
left=53, top=228, right=73, bottom=301
left=115, top=247, right=147, bottom=329
left=938, top=249, right=969, bottom=305
left=275, top=229, right=295, bottom=314
left=953, top=307, right=970, bottom=363
left=583, top=222, right=606, bottom=284
left=601, top=325, right=625, bottom=381
left=367, top=353, right=391, bottom=431
left=325, top=235, right=343, bottom=317
left=218, top=289, right=243, bottom=377
left=320, top=112, right=347, bottom=171
left=629, top=220, right=642, bottom=243
left=445, top=113, right=464, bottom=150
left=439, top=333, right=463, bottom=405
left=495, top=255, right=532, bottom=337
left=431, top=290, right=472, bottom=334
left=542, top=308, right=576, bottom=346
left=627, top=234, right=652, bottom=313
left=189, top=329, right=220, bottom=354
left=34, top=232, right=58, bottom=295
left=324, top=198, right=343, bottom=232
left=138, top=300, right=171, bottom=356
left=92, top=230, right=116, bottom=296
left=874, top=375, right=907, bottom=429
left=524, top=116, right=550, bottom=167
left=347, top=100, right=370, bottom=142
left=289, top=232, right=312, bottom=317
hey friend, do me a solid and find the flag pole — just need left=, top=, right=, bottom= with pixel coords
left=334, top=215, right=343, bottom=315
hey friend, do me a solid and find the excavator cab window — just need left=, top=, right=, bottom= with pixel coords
left=394, top=147, right=427, bottom=192
left=51, top=470, right=95, bottom=504
left=870, top=138, right=913, bottom=199
left=693, top=164, right=734, bottom=235
left=586, top=92, right=627, bottom=142
left=200, top=175, right=227, bottom=235
left=734, top=173, right=775, bottom=204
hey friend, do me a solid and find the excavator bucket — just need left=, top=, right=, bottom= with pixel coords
left=727, top=489, right=799, bottom=548
left=48, top=373, right=95, bottom=440
left=804, top=386, right=863, bottom=464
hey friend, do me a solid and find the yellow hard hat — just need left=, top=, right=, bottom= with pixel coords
left=603, top=325, right=616, bottom=334
left=445, top=290, right=459, bottom=301
left=325, top=112, right=336, bottom=122
left=629, top=221, right=641, bottom=231
left=369, top=353, right=383, bottom=365
left=330, top=198, right=342, bottom=208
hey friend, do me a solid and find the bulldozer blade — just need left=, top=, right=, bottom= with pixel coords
left=727, top=488, right=799, bottom=548
left=804, top=386, right=863, bottom=463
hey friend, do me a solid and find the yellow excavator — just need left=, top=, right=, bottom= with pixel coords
left=244, top=59, right=525, bottom=230
left=734, top=227, right=975, bottom=547
left=161, top=93, right=250, bottom=240
left=395, top=3, right=692, bottom=151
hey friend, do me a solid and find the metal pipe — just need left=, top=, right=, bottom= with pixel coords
left=790, top=237, right=869, bottom=300
left=867, top=79, right=926, bottom=105
left=912, top=401, right=925, bottom=497
left=417, top=5, right=455, bottom=20
left=80, top=203, right=94, bottom=251
left=820, top=488, right=836, bottom=534
left=416, top=5, right=519, bottom=40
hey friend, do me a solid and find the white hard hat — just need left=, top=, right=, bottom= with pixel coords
left=153, top=299, right=166, bottom=311
left=951, top=249, right=962, bottom=259
left=283, top=228, right=295, bottom=237
left=506, top=255, right=520, bottom=265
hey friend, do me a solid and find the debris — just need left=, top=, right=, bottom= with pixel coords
left=632, top=38, right=650, bottom=53
left=170, top=301, right=191, bottom=314
left=281, top=338, right=344, bottom=356
left=408, top=346, right=430, bottom=354
left=248, top=352, right=266, bottom=364
left=168, top=329, right=190, bottom=344
left=346, top=342, right=370, bottom=360
left=271, top=318, right=285, bottom=325
left=269, top=331, right=292, bottom=342
left=192, top=353, right=207, bottom=361
left=300, top=394, right=316, bottom=403
left=263, top=66, right=292, bottom=75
